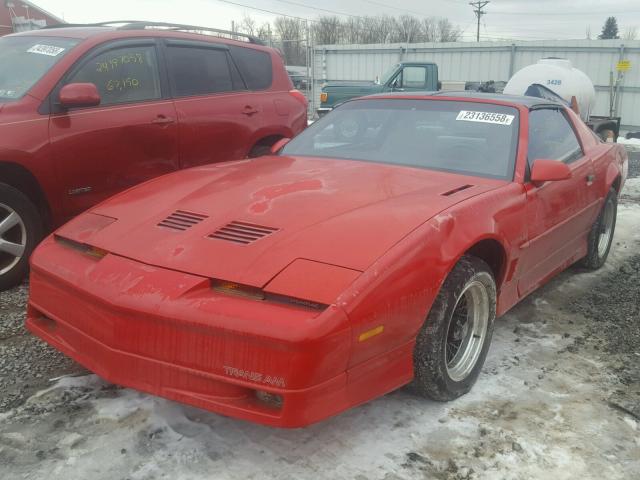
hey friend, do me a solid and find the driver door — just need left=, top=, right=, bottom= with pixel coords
left=48, top=40, right=180, bottom=220
left=387, top=66, right=429, bottom=92
left=518, top=107, right=596, bottom=296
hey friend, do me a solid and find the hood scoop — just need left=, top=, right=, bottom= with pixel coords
left=158, top=210, right=208, bottom=231
left=209, top=221, right=279, bottom=245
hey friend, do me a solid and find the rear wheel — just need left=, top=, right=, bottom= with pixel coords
left=413, top=256, right=496, bottom=401
left=0, top=184, right=42, bottom=291
left=579, top=188, right=617, bottom=270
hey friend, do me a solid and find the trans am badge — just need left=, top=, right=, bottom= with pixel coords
left=223, top=366, right=286, bottom=388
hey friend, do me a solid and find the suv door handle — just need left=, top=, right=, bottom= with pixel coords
left=586, top=174, right=595, bottom=185
left=242, top=106, right=259, bottom=116
left=151, top=115, right=174, bottom=125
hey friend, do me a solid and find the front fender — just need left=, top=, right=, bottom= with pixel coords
left=339, top=184, right=526, bottom=369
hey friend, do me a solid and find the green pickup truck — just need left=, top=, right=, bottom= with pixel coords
left=318, top=62, right=439, bottom=116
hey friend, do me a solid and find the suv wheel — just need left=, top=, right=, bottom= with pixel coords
left=0, top=184, right=42, bottom=290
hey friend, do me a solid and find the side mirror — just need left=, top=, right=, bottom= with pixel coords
left=59, top=83, right=101, bottom=109
left=530, top=159, right=572, bottom=185
left=270, top=137, right=291, bottom=154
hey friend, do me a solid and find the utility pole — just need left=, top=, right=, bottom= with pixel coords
left=469, top=1, right=489, bottom=42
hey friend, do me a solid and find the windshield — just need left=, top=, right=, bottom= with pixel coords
left=0, top=36, right=80, bottom=102
left=281, top=99, right=520, bottom=180
left=378, top=64, right=399, bottom=85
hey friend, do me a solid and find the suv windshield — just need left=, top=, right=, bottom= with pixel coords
left=0, top=36, right=79, bottom=102
left=282, top=99, right=520, bottom=180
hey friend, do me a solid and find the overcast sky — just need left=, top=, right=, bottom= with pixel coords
left=35, top=0, right=640, bottom=42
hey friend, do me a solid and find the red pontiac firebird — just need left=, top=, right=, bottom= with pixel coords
left=27, top=93, right=628, bottom=427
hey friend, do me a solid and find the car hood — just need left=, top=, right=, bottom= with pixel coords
left=78, top=156, right=505, bottom=287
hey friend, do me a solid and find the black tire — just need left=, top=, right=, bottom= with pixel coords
left=413, top=255, right=497, bottom=402
left=579, top=188, right=617, bottom=270
left=0, top=183, right=42, bottom=291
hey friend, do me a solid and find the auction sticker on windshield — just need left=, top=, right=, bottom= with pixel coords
left=456, top=110, right=515, bottom=125
left=27, top=44, right=66, bottom=57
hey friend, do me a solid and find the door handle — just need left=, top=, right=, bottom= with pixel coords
left=242, top=106, right=259, bottom=116
left=586, top=174, right=595, bottom=185
left=151, top=115, right=175, bottom=125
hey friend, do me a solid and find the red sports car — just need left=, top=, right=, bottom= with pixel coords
left=27, top=93, right=628, bottom=427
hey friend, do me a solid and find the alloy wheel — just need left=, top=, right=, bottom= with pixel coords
left=0, top=203, right=27, bottom=276
left=445, top=280, right=490, bottom=382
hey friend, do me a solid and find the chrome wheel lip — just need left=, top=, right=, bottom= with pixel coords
left=597, top=197, right=615, bottom=259
left=0, top=203, right=27, bottom=276
left=446, top=280, right=490, bottom=382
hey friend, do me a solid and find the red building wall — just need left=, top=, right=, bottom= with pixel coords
left=0, top=1, right=63, bottom=36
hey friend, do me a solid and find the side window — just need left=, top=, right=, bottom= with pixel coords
left=527, top=108, right=583, bottom=166
left=400, top=67, right=427, bottom=89
left=229, top=45, right=272, bottom=90
left=70, top=45, right=161, bottom=106
left=167, top=46, right=242, bottom=97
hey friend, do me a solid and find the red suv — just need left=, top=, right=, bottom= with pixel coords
left=0, top=22, right=308, bottom=290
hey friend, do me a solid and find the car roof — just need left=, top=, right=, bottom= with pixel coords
left=360, top=90, right=564, bottom=109
left=10, top=26, right=116, bottom=39
left=9, top=21, right=265, bottom=46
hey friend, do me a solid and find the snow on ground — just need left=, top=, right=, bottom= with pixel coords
left=622, top=177, right=640, bottom=203
left=1, top=185, right=640, bottom=480
left=618, top=137, right=640, bottom=152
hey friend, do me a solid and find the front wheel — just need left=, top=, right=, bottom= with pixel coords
left=413, top=255, right=497, bottom=401
left=579, top=188, right=617, bottom=270
left=0, top=184, right=42, bottom=291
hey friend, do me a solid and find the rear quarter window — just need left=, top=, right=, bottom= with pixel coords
left=166, top=46, right=244, bottom=97
left=229, top=45, right=272, bottom=90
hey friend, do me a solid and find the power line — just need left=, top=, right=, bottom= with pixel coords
left=358, top=0, right=429, bottom=17
left=491, top=9, right=640, bottom=16
left=469, top=1, right=489, bottom=42
left=213, top=0, right=317, bottom=23
left=269, top=0, right=361, bottom=19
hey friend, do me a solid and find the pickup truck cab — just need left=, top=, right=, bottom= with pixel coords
left=318, top=62, right=438, bottom=115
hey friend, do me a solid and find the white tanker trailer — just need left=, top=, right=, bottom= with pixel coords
left=504, top=58, right=621, bottom=141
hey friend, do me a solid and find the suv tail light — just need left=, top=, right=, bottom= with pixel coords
left=289, top=89, right=308, bottom=107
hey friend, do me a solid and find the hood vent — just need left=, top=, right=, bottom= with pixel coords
left=441, top=184, right=474, bottom=196
left=209, top=221, right=279, bottom=245
left=158, top=210, right=208, bottom=231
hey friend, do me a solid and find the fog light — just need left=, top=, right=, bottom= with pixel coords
left=255, top=390, right=283, bottom=409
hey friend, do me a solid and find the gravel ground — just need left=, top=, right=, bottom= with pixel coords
left=0, top=284, right=85, bottom=412
left=0, top=152, right=638, bottom=479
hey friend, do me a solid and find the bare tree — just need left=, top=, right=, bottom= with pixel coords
left=235, top=14, right=462, bottom=49
left=421, top=17, right=438, bottom=42
left=256, top=22, right=272, bottom=44
left=312, top=16, right=342, bottom=45
left=239, top=14, right=256, bottom=36
left=437, top=18, right=462, bottom=42
left=391, top=15, right=422, bottom=43
left=624, top=26, right=638, bottom=40
left=342, top=17, right=363, bottom=44
left=370, top=16, right=396, bottom=43
left=274, top=17, right=307, bottom=65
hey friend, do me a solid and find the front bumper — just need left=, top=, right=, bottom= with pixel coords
left=26, top=238, right=356, bottom=428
